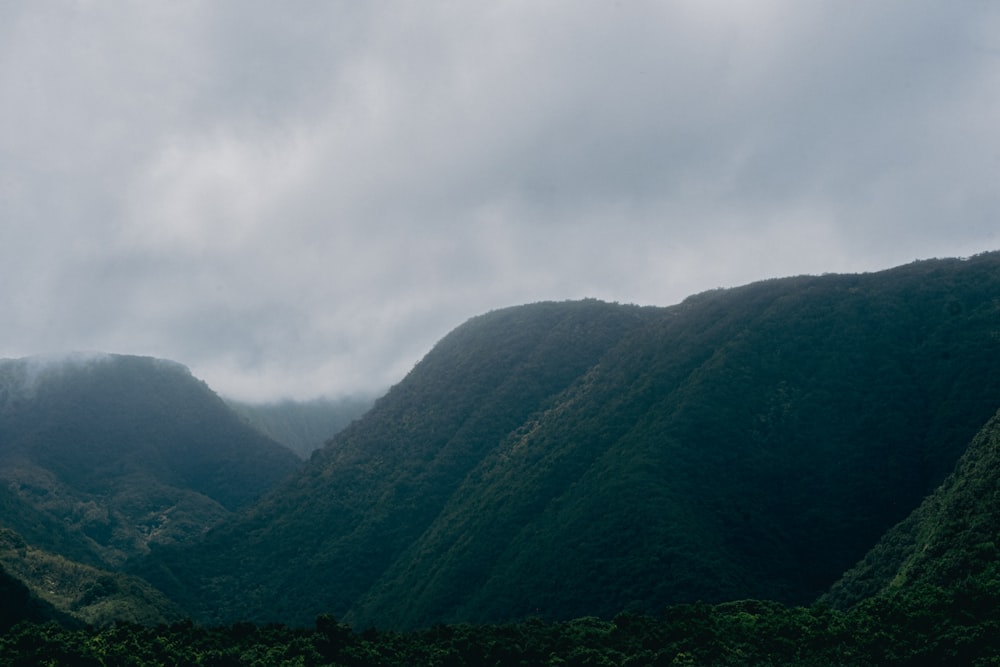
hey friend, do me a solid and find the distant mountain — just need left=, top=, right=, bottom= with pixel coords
left=139, top=252, right=1000, bottom=629
left=227, top=395, right=375, bottom=459
left=0, top=354, right=301, bottom=567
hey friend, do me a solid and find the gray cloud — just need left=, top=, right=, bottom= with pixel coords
left=1, top=1, right=998, bottom=400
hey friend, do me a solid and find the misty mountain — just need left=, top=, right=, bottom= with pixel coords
left=0, top=354, right=301, bottom=567
left=139, top=252, right=1000, bottom=629
left=227, top=395, right=375, bottom=459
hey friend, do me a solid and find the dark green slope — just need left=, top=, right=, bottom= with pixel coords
left=350, top=254, right=1000, bottom=628
left=813, top=408, right=1000, bottom=661
left=0, top=354, right=301, bottom=566
left=143, top=253, right=1000, bottom=629
left=825, top=406, right=1000, bottom=610
left=0, top=560, right=76, bottom=632
left=139, top=300, right=659, bottom=624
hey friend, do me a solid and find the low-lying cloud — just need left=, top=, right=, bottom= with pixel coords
left=2, top=1, right=998, bottom=400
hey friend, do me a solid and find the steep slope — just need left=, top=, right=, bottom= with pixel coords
left=825, top=407, right=1000, bottom=610
left=228, top=395, right=375, bottom=458
left=815, top=408, right=1000, bottom=662
left=140, top=299, right=658, bottom=623
left=351, top=254, right=1000, bottom=628
left=142, top=253, right=1000, bottom=629
left=0, top=354, right=301, bottom=566
left=0, top=562, right=75, bottom=632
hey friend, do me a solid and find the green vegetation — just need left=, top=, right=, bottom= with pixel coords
left=0, top=527, right=183, bottom=626
left=0, top=354, right=303, bottom=627
left=11, top=395, right=1000, bottom=663
left=0, top=354, right=301, bottom=566
left=0, top=564, right=71, bottom=632
left=3, top=598, right=1000, bottom=666
left=7, top=254, right=1000, bottom=662
left=827, top=406, right=1000, bottom=612
left=140, top=253, right=1000, bottom=629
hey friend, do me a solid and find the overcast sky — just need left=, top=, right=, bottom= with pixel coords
left=2, top=1, right=998, bottom=401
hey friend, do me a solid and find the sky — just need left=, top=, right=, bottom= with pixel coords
left=2, top=1, right=999, bottom=401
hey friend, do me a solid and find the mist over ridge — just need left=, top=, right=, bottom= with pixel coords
left=3, top=2, right=999, bottom=402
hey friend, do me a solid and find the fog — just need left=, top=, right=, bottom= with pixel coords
left=2, top=2, right=998, bottom=400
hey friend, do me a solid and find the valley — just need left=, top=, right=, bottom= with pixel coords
left=3, top=252, right=1000, bottom=663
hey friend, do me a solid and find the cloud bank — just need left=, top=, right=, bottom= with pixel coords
left=2, top=1, right=998, bottom=400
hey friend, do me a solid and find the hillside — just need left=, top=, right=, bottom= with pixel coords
left=825, top=406, right=1000, bottom=610
left=139, top=252, right=1000, bottom=629
left=802, top=408, right=1000, bottom=662
left=0, top=562, right=73, bottom=632
left=0, top=354, right=301, bottom=567
left=139, top=299, right=659, bottom=624
left=0, top=527, right=183, bottom=626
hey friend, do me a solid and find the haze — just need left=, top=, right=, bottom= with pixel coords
left=2, top=1, right=997, bottom=401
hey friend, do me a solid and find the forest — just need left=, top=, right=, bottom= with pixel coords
left=139, top=254, right=1000, bottom=630
left=3, top=591, right=999, bottom=666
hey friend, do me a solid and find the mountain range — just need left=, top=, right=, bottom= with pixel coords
left=142, top=252, right=1000, bottom=629
left=3, top=252, right=1000, bottom=638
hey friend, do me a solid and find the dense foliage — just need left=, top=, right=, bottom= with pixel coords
left=0, top=354, right=300, bottom=561
left=0, top=354, right=301, bottom=622
left=0, top=527, right=183, bottom=626
left=9, top=405, right=1000, bottom=663
left=826, top=407, right=1000, bottom=610
left=140, top=253, right=1000, bottom=629
left=0, top=564, right=72, bottom=632
left=3, top=597, right=1000, bottom=667
left=6, top=253, right=1000, bottom=655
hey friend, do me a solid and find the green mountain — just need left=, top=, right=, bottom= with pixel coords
left=0, top=354, right=301, bottom=567
left=227, top=395, right=375, bottom=459
left=139, top=252, right=1000, bottom=629
left=138, top=299, right=657, bottom=624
